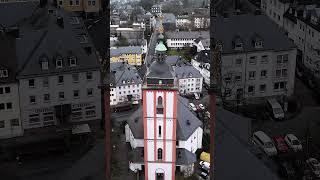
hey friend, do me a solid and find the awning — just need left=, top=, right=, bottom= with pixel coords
left=72, top=124, right=91, bottom=135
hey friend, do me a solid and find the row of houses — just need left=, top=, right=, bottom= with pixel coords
left=0, top=4, right=102, bottom=139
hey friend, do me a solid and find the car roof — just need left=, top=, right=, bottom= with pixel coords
left=286, top=134, right=298, bottom=140
left=254, top=131, right=271, bottom=141
left=267, top=98, right=282, bottom=108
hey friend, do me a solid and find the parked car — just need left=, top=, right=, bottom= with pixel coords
left=306, top=158, right=320, bottom=178
left=284, top=134, right=302, bottom=152
left=189, top=103, right=197, bottom=111
left=199, top=171, right=208, bottom=179
left=199, top=160, right=210, bottom=169
left=199, top=104, right=205, bottom=110
left=252, top=131, right=277, bottom=156
left=266, top=98, right=285, bottom=121
left=272, top=136, right=289, bottom=154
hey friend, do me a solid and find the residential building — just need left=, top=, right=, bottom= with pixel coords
left=127, top=39, right=148, bottom=54
left=283, top=5, right=320, bottom=78
left=191, top=50, right=210, bottom=85
left=0, top=31, right=23, bottom=139
left=57, top=0, right=102, bottom=14
left=16, top=8, right=101, bottom=129
left=125, top=33, right=202, bottom=179
left=193, top=36, right=210, bottom=52
left=192, top=14, right=210, bottom=29
left=166, top=31, right=209, bottom=49
left=110, top=62, right=142, bottom=106
left=260, top=0, right=292, bottom=28
left=176, top=15, right=191, bottom=28
left=110, top=46, right=143, bottom=66
left=212, top=15, right=297, bottom=103
left=116, top=27, right=144, bottom=39
left=174, top=63, right=203, bottom=95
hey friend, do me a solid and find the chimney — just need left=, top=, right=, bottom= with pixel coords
left=57, top=16, right=64, bottom=28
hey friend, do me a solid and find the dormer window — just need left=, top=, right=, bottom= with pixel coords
left=232, top=35, right=243, bottom=50
left=123, top=80, right=126, bottom=84
left=255, top=41, right=263, bottom=48
left=69, top=56, right=77, bottom=67
left=0, top=69, right=8, bottom=78
left=252, top=33, right=264, bottom=48
left=42, top=61, right=49, bottom=70
left=56, top=57, right=63, bottom=68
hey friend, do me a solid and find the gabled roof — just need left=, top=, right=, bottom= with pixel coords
left=110, top=62, right=142, bottom=87
left=174, top=64, right=202, bottom=79
left=110, top=46, right=142, bottom=57
left=212, top=15, right=296, bottom=54
left=16, top=9, right=100, bottom=78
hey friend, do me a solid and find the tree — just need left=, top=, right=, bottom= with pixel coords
left=139, top=0, right=154, bottom=11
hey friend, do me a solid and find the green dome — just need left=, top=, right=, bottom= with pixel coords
left=155, top=41, right=167, bottom=52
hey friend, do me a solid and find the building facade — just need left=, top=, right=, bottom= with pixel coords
left=110, top=62, right=142, bottom=106
left=110, top=46, right=143, bottom=66
left=57, top=0, right=102, bottom=14
left=166, top=31, right=209, bottom=49
left=213, top=15, right=297, bottom=103
left=192, top=50, right=210, bottom=85
left=174, top=64, right=203, bottom=95
left=16, top=9, right=101, bottom=129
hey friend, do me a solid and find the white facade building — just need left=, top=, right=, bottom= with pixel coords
left=176, top=15, right=191, bottom=28
left=174, top=64, right=203, bottom=95
left=110, top=62, right=142, bottom=106
left=213, top=15, right=297, bottom=103
left=166, top=31, right=209, bottom=49
left=191, top=50, right=210, bottom=85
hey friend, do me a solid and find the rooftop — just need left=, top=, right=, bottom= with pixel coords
left=166, top=31, right=209, bottom=39
left=212, top=15, right=296, bottom=54
left=110, top=46, right=142, bottom=57
left=174, top=63, right=202, bottom=79
left=110, top=62, right=142, bottom=87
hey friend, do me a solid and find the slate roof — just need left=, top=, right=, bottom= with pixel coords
left=0, top=1, right=39, bottom=27
left=165, top=55, right=180, bottom=66
left=15, top=8, right=100, bottom=78
left=174, top=64, right=202, bottom=79
left=110, top=46, right=142, bottom=57
left=110, top=62, right=142, bottom=87
left=127, top=96, right=202, bottom=140
left=166, top=31, right=209, bottom=39
left=0, top=32, right=17, bottom=84
left=212, top=15, right=296, bottom=54
left=128, top=147, right=196, bottom=165
left=146, top=59, right=175, bottom=79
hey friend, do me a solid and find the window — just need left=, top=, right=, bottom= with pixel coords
left=59, top=0, right=62, bottom=5
left=0, top=69, right=8, bottom=78
left=156, top=96, right=163, bottom=114
left=72, top=74, right=79, bottom=82
left=56, top=59, right=63, bottom=68
left=86, top=72, right=93, bottom=80
left=87, top=88, right=93, bottom=96
left=40, top=93, right=49, bottom=102
left=43, top=77, right=49, bottom=87
left=10, top=119, right=19, bottom=126
left=249, top=56, right=257, bottom=64
left=235, top=75, right=241, bottom=81
left=235, top=58, right=242, bottom=65
left=59, top=92, right=65, bottom=100
left=58, top=76, right=64, bottom=84
left=5, top=87, right=10, bottom=93
left=0, top=103, right=4, bottom=110
left=261, top=70, right=267, bottom=78
left=92, top=0, right=95, bottom=5
left=260, top=84, right=266, bottom=92
left=0, top=87, right=3, bottom=94
left=88, top=0, right=91, bottom=5
left=157, top=148, right=163, bottom=160
left=282, top=69, right=288, bottom=77
left=274, top=82, right=287, bottom=90
left=75, top=0, right=79, bottom=5
left=276, top=70, right=281, bottom=77
left=248, top=85, right=255, bottom=94
left=261, top=55, right=268, bottom=64
left=74, top=90, right=80, bottom=98
left=158, top=126, right=161, bottom=137
left=41, top=61, right=49, bottom=70
left=69, top=0, right=73, bottom=5
left=277, top=54, right=288, bottom=64
left=249, top=71, right=256, bottom=80
left=6, top=103, right=12, bottom=109
left=69, top=57, right=77, bottom=66
left=0, top=121, right=4, bottom=128
left=30, top=96, right=36, bottom=104
left=29, top=79, right=35, bottom=87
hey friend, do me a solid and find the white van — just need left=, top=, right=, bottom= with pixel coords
left=252, top=131, right=277, bottom=156
left=266, top=98, right=285, bottom=120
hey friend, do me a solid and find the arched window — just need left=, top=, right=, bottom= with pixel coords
left=157, top=148, right=163, bottom=160
left=156, top=96, right=163, bottom=114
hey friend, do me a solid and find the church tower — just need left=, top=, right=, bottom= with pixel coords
left=142, top=17, right=178, bottom=180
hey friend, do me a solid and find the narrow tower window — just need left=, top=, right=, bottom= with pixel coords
left=157, top=148, right=163, bottom=160
left=156, top=96, right=163, bottom=114
left=158, top=126, right=161, bottom=137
